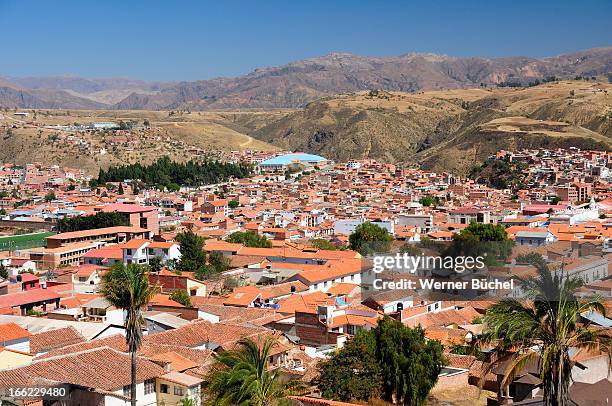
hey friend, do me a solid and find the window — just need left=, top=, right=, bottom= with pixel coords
left=174, top=386, right=184, bottom=396
left=126, top=249, right=132, bottom=255
left=144, top=379, right=155, bottom=395
left=159, top=384, right=169, bottom=394
left=123, top=385, right=131, bottom=397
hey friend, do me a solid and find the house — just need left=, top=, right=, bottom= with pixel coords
left=0, top=347, right=163, bottom=406
left=120, top=239, right=181, bottom=265
left=156, top=371, right=203, bottom=406
left=82, top=297, right=125, bottom=324
left=0, top=288, right=62, bottom=315
left=83, top=246, right=123, bottom=266
left=6, top=258, right=37, bottom=275
left=69, top=264, right=106, bottom=294
left=294, top=304, right=380, bottom=346
left=201, top=199, right=230, bottom=217
left=448, top=208, right=492, bottom=225
left=0, top=322, right=31, bottom=353
left=287, top=259, right=363, bottom=292
left=514, top=230, right=557, bottom=247
left=149, top=271, right=207, bottom=297
left=9, top=272, right=40, bottom=291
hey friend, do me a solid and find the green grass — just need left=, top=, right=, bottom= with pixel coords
left=0, top=232, right=55, bottom=250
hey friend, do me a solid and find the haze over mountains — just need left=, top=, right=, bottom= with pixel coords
left=1, top=47, right=611, bottom=110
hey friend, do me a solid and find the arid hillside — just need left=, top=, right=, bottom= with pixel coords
left=0, top=81, right=609, bottom=175
left=252, top=80, right=612, bottom=174
left=0, top=109, right=279, bottom=173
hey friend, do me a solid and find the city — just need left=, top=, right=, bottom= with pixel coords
left=0, top=1, right=611, bottom=405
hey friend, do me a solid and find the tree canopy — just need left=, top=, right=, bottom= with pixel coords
left=57, top=212, right=129, bottom=233
left=175, top=228, right=207, bottom=274
left=95, top=156, right=252, bottom=189
left=315, top=330, right=382, bottom=402
left=169, top=289, right=192, bottom=307
left=226, top=231, right=272, bottom=248
left=316, top=318, right=445, bottom=405
left=445, top=222, right=512, bottom=264
left=205, top=336, right=302, bottom=405
left=348, top=222, right=393, bottom=255
left=310, top=238, right=340, bottom=251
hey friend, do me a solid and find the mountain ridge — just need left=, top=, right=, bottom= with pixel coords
left=1, top=47, right=611, bottom=110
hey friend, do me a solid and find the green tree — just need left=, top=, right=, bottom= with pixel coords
left=194, top=264, right=216, bottom=281
left=149, top=256, right=163, bottom=273
left=374, top=317, right=445, bottom=405
left=97, top=156, right=252, bottom=189
left=482, top=261, right=611, bottom=406
left=419, top=196, right=435, bottom=207
left=118, top=182, right=124, bottom=195
left=175, top=228, right=206, bottom=273
left=208, top=251, right=230, bottom=273
left=169, top=289, right=192, bottom=307
left=316, top=330, right=382, bottom=402
left=44, top=191, right=56, bottom=202
left=205, top=336, right=302, bottom=405
left=57, top=212, right=129, bottom=232
left=226, top=231, right=272, bottom=248
left=348, top=222, right=393, bottom=255
left=445, top=222, right=512, bottom=264
left=228, top=200, right=239, bottom=209
left=310, top=238, right=338, bottom=251
left=100, top=263, right=159, bottom=406
left=0, top=263, right=8, bottom=279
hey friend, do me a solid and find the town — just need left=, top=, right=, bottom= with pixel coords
left=0, top=146, right=609, bottom=405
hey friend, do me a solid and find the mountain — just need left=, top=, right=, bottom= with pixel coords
left=112, top=47, right=612, bottom=110
left=0, top=79, right=108, bottom=109
left=251, top=81, right=612, bottom=174
left=1, top=48, right=611, bottom=110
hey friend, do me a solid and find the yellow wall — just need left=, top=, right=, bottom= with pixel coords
left=0, top=349, right=33, bottom=369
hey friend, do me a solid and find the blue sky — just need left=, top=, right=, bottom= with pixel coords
left=1, top=0, right=611, bottom=81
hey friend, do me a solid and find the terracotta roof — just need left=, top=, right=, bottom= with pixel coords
left=29, top=326, right=85, bottom=354
left=147, top=351, right=198, bottom=372
left=0, top=289, right=62, bottom=309
left=0, top=322, right=31, bottom=342
left=0, top=347, right=163, bottom=391
left=160, top=371, right=203, bottom=387
left=144, top=320, right=266, bottom=348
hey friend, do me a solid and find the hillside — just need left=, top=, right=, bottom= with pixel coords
left=0, top=81, right=609, bottom=175
left=0, top=110, right=279, bottom=173
left=251, top=81, right=612, bottom=174
left=1, top=48, right=611, bottom=110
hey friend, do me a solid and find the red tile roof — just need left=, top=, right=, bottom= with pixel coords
left=0, top=322, right=31, bottom=342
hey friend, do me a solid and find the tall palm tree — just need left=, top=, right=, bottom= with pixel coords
left=482, top=257, right=611, bottom=406
left=205, top=336, right=302, bottom=406
left=100, top=262, right=159, bottom=406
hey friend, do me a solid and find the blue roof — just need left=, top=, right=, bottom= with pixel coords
left=259, top=153, right=327, bottom=166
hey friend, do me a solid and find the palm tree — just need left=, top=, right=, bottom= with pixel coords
left=100, top=263, right=159, bottom=406
left=205, top=336, right=302, bottom=406
left=482, top=257, right=611, bottom=405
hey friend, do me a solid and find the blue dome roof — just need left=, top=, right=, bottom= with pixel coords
left=259, top=153, right=327, bottom=166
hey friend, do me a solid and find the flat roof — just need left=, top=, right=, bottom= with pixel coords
left=48, top=226, right=149, bottom=241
